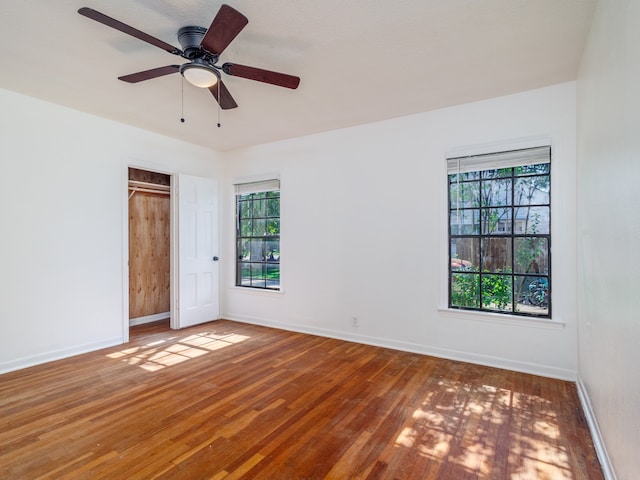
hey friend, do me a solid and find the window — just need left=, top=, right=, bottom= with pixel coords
left=447, top=146, right=551, bottom=317
left=235, top=179, right=280, bottom=290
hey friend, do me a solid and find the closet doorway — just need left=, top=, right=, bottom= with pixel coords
left=128, top=168, right=171, bottom=326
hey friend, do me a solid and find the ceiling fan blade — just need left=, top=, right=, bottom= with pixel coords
left=209, top=81, right=238, bottom=110
left=78, top=7, right=182, bottom=56
left=118, top=65, right=180, bottom=83
left=200, top=4, right=248, bottom=55
left=222, top=63, right=300, bottom=89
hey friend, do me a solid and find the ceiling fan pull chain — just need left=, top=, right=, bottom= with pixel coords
left=180, top=76, right=186, bottom=123
left=217, top=81, right=222, bottom=128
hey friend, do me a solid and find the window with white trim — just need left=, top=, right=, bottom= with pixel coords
left=448, top=146, right=551, bottom=317
left=235, top=179, right=280, bottom=290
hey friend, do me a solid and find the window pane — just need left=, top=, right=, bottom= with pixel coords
left=267, top=198, right=280, bottom=217
left=481, top=178, right=512, bottom=207
left=482, top=168, right=512, bottom=179
left=514, top=276, right=549, bottom=315
left=265, top=239, right=279, bottom=261
left=238, top=238, right=250, bottom=261
left=481, top=208, right=512, bottom=235
left=251, top=263, right=265, bottom=287
left=238, top=263, right=251, bottom=286
left=515, top=176, right=550, bottom=205
left=514, top=206, right=549, bottom=234
left=449, top=181, right=480, bottom=208
left=515, top=164, right=550, bottom=176
left=267, top=219, right=280, bottom=235
left=252, top=219, right=266, bottom=236
left=449, top=171, right=480, bottom=183
left=514, top=238, right=549, bottom=274
left=254, top=199, right=266, bottom=217
left=240, top=219, right=253, bottom=237
left=481, top=274, right=512, bottom=311
left=250, top=239, right=265, bottom=261
left=451, top=273, right=479, bottom=308
left=239, top=200, right=252, bottom=219
left=481, top=237, right=512, bottom=273
left=450, top=209, right=480, bottom=235
left=266, top=264, right=280, bottom=289
left=451, top=238, right=479, bottom=271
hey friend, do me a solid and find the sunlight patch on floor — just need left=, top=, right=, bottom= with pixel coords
left=393, top=379, right=574, bottom=479
left=106, top=331, right=250, bottom=371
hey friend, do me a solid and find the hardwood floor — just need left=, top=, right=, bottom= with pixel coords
left=0, top=320, right=603, bottom=479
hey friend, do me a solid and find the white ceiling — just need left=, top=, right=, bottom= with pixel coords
left=0, top=0, right=596, bottom=152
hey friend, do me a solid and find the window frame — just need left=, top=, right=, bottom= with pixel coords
left=447, top=146, right=552, bottom=319
left=234, top=179, right=281, bottom=291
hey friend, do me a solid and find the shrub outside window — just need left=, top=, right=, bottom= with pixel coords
left=448, top=146, right=551, bottom=317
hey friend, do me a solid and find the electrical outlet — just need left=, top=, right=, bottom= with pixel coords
left=352, top=316, right=358, bottom=327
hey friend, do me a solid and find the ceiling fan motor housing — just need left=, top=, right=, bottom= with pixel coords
left=178, top=26, right=217, bottom=62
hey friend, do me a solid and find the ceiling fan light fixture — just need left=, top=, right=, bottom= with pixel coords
left=180, top=60, right=219, bottom=88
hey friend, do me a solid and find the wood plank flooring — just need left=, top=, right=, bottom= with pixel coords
left=0, top=320, right=603, bottom=479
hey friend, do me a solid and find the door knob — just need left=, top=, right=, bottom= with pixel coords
left=213, top=256, right=219, bottom=261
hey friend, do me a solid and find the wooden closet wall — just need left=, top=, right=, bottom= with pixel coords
left=128, top=168, right=170, bottom=322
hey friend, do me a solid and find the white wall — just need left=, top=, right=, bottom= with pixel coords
left=221, top=82, right=578, bottom=380
left=0, top=89, right=222, bottom=373
left=576, top=0, right=640, bottom=478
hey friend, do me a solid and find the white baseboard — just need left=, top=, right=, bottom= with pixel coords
left=576, top=377, right=617, bottom=480
left=129, top=312, right=170, bottom=326
left=0, top=336, right=123, bottom=375
left=223, top=313, right=576, bottom=381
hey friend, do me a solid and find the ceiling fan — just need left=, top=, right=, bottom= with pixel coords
left=78, top=4, right=300, bottom=110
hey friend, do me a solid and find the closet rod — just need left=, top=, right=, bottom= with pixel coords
left=128, top=187, right=171, bottom=196
left=128, top=180, right=170, bottom=191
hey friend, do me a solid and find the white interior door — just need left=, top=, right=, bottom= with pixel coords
left=176, top=174, right=219, bottom=328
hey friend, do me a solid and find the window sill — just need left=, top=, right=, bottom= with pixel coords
left=228, top=286, right=284, bottom=296
left=437, top=308, right=565, bottom=329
